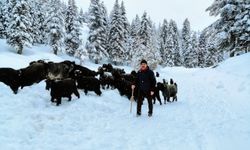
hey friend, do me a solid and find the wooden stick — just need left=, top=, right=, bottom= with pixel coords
left=130, top=89, right=134, bottom=113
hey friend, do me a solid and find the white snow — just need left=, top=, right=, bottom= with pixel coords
left=0, top=39, right=250, bottom=150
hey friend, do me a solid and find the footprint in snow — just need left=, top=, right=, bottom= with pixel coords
left=216, top=84, right=224, bottom=89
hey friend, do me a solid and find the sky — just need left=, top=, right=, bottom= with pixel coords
left=73, top=0, right=217, bottom=31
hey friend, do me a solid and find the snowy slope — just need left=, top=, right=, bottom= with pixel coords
left=0, top=40, right=250, bottom=150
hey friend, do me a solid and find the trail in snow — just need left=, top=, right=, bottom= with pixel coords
left=0, top=40, right=250, bottom=150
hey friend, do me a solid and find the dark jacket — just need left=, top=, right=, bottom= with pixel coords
left=135, top=67, right=156, bottom=93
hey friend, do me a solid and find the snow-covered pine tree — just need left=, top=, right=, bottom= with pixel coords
left=1, top=0, right=10, bottom=39
left=189, top=32, right=199, bottom=67
left=2, top=0, right=15, bottom=39
left=6, top=0, right=33, bottom=54
left=164, top=20, right=182, bottom=67
left=0, top=0, right=6, bottom=38
left=164, top=20, right=175, bottom=67
left=79, top=8, right=84, bottom=24
left=130, top=15, right=140, bottom=38
left=29, top=0, right=47, bottom=44
left=170, top=19, right=181, bottom=66
left=45, top=0, right=65, bottom=55
left=132, top=12, right=158, bottom=70
left=231, top=1, right=250, bottom=54
left=65, top=0, right=82, bottom=56
left=125, top=35, right=134, bottom=64
left=65, top=0, right=74, bottom=28
left=120, top=1, right=129, bottom=39
left=108, top=0, right=125, bottom=65
left=100, top=1, right=109, bottom=41
left=126, top=14, right=140, bottom=63
left=159, top=19, right=168, bottom=64
left=181, top=18, right=192, bottom=67
left=197, top=31, right=207, bottom=67
left=205, top=41, right=218, bottom=67
left=60, top=0, right=68, bottom=19
left=139, top=12, right=152, bottom=47
left=120, top=1, right=130, bottom=63
left=150, top=22, right=161, bottom=67
left=86, top=0, right=108, bottom=64
left=206, top=0, right=250, bottom=57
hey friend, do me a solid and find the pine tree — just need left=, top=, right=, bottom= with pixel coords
left=120, top=1, right=130, bottom=62
left=6, top=0, right=33, bottom=54
left=1, top=0, right=9, bottom=39
left=0, top=0, right=6, bottom=38
left=79, top=8, right=89, bottom=24
left=206, top=0, right=250, bottom=57
left=127, top=15, right=140, bottom=63
left=139, top=12, right=152, bottom=47
left=206, top=42, right=218, bottom=67
left=167, top=19, right=181, bottom=66
left=181, top=18, right=192, bottom=67
left=65, top=0, right=82, bottom=56
left=60, top=0, right=68, bottom=19
left=30, top=0, right=47, bottom=44
left=108, top=0, right=125, bottom=65
left=120, top=1, right=129, bottom=39
left=171, top=20, right=181, bottom=66
left=130, top=15, right=140, bottom=38
left=231, top=1, right=250, bottom=53
left=79, top=8, right=84, bottom=24
left=165, top=20, right=175, bottom=67
left=150, top=22, right=161, bottom=67
left=86, top=0, right=108, bottom=64
left=197, top=31, right=207, bottom=67
left=45, top=0, right=65, bottom=55
left=188, top=32, right=199, bottom=67
left=3, top=0, right=16, bottom=39
left=132, top=12, right=158, bottom=70
left=159, top=19, right=168, bottom=64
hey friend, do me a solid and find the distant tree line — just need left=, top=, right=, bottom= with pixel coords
left=0, top=0, right=249, bottom=68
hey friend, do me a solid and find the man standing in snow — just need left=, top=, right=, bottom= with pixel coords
left=131, top=60, right=156, bottom=117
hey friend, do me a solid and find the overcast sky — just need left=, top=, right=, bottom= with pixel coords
left=74, top=0, right=217, bottom=31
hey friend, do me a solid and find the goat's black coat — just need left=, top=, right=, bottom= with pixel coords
left=19, top=62, right=48, bottom=89
left=158, top=79, right=178, bottom=103
left=99, top=69, right=114, bottom=89
left=47, top=61, right=74, bottom=80
left=73, top=64, right=98, bottom=77
left=102, top=63, right=113, bottom=72
left=46, top=79, right=80, bottom=106
left=74, top=71, right=102, bottom=96
left=152, top=83, right=162, bottom=105
left=0, top=68, right=21, bottom=94
left=62, top=61, right=98, bottom=78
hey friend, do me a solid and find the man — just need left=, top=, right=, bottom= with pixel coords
left=131, top=60, right=156, bottom=117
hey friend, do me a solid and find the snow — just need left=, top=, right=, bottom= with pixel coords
left=0, top=39, right=250, bottom=150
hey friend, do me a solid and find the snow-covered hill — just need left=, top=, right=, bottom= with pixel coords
left=0, top=39, right=250, bottom=150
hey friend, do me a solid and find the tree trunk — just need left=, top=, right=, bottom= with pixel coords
left=17, top=45, right=23, bottom=55
left=54, top=47, right=58, bottom=55
left=229, top=51, right=235, bottom=57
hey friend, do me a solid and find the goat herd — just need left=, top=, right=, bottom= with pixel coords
left=0, top=60, right=178, bottom=106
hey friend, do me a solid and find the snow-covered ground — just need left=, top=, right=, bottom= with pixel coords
left=0, top=39, right=250, bottom=150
